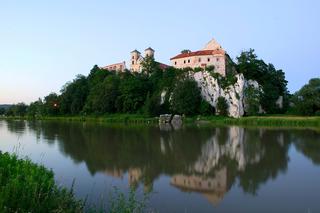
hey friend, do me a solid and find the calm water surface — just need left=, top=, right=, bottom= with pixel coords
left=0, top=120, right=320, bottom=213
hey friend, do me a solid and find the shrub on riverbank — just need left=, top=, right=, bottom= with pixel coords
left=0, top=151, right=150, bottom=213
left=0, top=152, right=84, bottom=212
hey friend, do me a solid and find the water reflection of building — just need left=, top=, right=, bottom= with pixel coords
left=171, top=168, right=230, bottom=206
left=104, top=168, right=124, bottom=178
left=128, top=168, right=153, bottom=192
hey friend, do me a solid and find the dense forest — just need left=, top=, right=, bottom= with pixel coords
left=1, top=50, right=319, bottom=117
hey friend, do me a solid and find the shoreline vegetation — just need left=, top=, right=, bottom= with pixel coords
left=1, top=114, right=320, bottom=128
left=0, top=151, right=149, bottom=213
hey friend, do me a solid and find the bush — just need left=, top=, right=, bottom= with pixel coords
left=217, top=97, right=228, bottom=116
left=0, top=152, right=84, bottom=212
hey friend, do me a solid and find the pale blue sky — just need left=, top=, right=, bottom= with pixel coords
left=1, top=0, right=319, bottom=104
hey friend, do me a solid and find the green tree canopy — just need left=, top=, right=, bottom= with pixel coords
left=170, top=79, right=201, bottom=115
left=291, top=78, right=320, bottom=115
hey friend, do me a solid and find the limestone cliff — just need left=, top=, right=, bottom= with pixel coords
left=193, top=71, right=260, bottom=118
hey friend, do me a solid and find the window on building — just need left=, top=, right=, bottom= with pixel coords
left=207, top=58, right=210, bottom=62
left=188, top=59, right=190, bottom=63
left=184, top=60, right=186, bottom=64
left=216, top=58, right=220, bottom=62
left=132, top=61, right=134, bottom=65
left=132, top=56, right=134, bottom=59
left=198, top=58, right=201, bottom=62
left=174, top=61, right=177, bottom=65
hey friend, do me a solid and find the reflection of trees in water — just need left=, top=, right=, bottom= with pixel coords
left=12, top=120, right=320, bottom=204
left=5, top=120, right=27, bottom=136
left=291, top=130, right=320, bottom=165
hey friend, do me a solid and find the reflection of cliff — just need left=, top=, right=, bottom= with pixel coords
left=18, top=120, right=320, bottom=203
left=193, top=127, right=264, bottom=174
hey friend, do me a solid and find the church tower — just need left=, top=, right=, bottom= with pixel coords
left=130, top=49, right=141, bottom=72
left=144, top=47, right=155, bottom=58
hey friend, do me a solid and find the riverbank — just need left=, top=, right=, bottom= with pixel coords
left=1, top=114, right=320, bottom=127
left=190, top=115, right=320, bottom=127
left=0, top=151, right=84, bottom=212
left=0, top=151, right=148, bottom=213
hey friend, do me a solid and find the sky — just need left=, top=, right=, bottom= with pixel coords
left=0, top=0, right=319, bottom=104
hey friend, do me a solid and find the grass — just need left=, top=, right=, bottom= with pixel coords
left=2, top=114, right=320, bottom=127
left=0, top=151, right=150, bottom=213
left=189, top=115, right=320, bottom=127
left=0, top=151, right=84, bottom=212
left=2, top=114, right=158, bottom=124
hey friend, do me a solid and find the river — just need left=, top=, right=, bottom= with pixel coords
left=0, top=120, right=319, bottom=212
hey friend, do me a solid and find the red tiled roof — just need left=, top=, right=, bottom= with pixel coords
left=158, top=62, right=170, bottom=70
left=170, top=49, right=225, bottom=60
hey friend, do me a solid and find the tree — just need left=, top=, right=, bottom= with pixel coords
left=0, top=108, right=5, bottom=115
left=244, top=86, right=261, bottom=116
left=140, top=56, right=161, bottom=75
left=60, top=75, right=88, bottom=115
left=85, top=74, right=120, bottom=114
left=199, top=100, right=215, bottom=115
left=27, top=99, right=44, bottom=118
left=43, top=93, right=60, bottom=116
left=170, top=79, right=201, bottom=115
left=236, top=49, right=289, bottom=114
left=290, top=78, right=320, bottom=115
left=116, top=74, right=151, bottom=113
left=217, top=97, right=228, bottom=116
left=143, top=92, right=161, bottom=116
left=181, top=49, right=191, bottom=54
left=205, top=65, right=215, bottom=72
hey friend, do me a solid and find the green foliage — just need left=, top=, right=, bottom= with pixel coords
left=199, top=100, right=215, bottom=115
left=109, top=187, right=149, bottom=213
left=205, top=65, right=215, bottom=72
left=85, top=74, right=120, bottom=114
left=209, top=72, right=237, bottom=89
left=180, top=49, right=191, bottom=54
left=0, top=152, right=84, bottom=212
left=171, top=79, right=201, bottom=115
left=236, top=49, right=289, bottom=113
left=140, top=55, right=161, bottom=75
left=43, top=93, right=60, bottom=116
left=27, top=99, right=44, bottom=118
left=290, top=78, right=320, bottom=115
left=142, top=92, right=161, bottom=116
left=244, top=86, right=261, bottom=116
left=0, top=108, right=5, bottom=115
left=116, top=74, right=151, bottom=113
left=193, top=67, right=204, bottom=72
left=217, top=97, right=228, bottom=116
left=5, top=103, right=28, bottom=117
left=60, top=75, right=89, bottom=115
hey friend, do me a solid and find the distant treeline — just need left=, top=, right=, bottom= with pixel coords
left=1, top=50, right=319, bottom=118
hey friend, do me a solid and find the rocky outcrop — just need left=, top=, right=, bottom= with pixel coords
left=193, top=72, right=260, bottom=118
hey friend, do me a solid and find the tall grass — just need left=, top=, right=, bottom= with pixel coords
left=0, top=152, right=84, bottom=212
left=0, top=152, right=150, bottom=213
